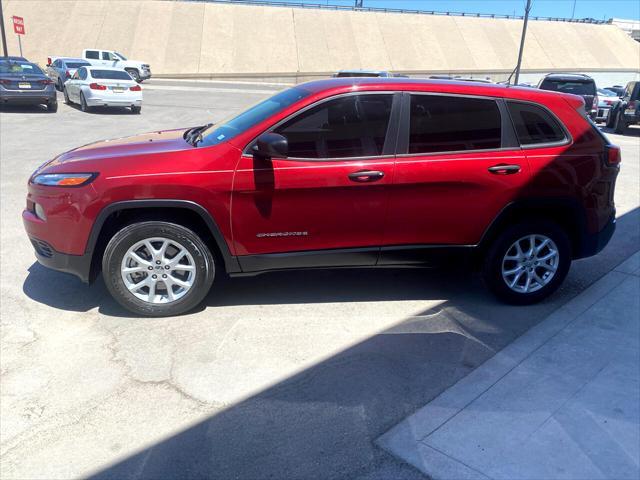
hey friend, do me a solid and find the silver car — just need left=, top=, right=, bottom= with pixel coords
left=596, top=88, right=620, bottom=123
left=46, top=57, right=91, bottom=91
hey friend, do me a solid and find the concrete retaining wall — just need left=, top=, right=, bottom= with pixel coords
left=2, top=0, right=639, bottom=79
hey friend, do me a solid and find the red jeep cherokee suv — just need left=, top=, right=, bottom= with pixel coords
left=23, top=79, right=620, bottom=316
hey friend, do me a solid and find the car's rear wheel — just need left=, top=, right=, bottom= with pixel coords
left=63, top=87, right=70, bottom=104
left=57, top=78, right=64, bottom=92
left=130, top=105, right=141, bottom=114
left=102, top=222, right=215, bottom=317
left=80, top=92, right=91, bottom=112
left=482, top=221, right=571, bottom=305
left=46, top=99, right=58, bottom=113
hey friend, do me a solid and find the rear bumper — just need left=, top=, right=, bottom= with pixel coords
left=574, top=214, right=616, bottom=259
left=85, top=91, right=142, bottom=107
left=0, top=87, right=56, bottom=104
left=27, top=236, right=92, bottom=283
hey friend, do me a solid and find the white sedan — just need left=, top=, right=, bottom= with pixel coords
left=63, top=66, right=142, bottom=113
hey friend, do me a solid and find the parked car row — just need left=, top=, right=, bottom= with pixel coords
left=0, top=50, right=147, bottom=114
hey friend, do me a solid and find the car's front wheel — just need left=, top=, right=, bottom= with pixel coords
left=102, top=222, right=216, bottom=316
left=126, top=68, right=141, bottom=83
left=482, top=221, right=571, bottom=305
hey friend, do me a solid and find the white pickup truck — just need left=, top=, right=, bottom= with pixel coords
left=81, top=49, right=151, bottom=82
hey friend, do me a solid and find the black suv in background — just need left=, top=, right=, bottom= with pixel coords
left=606, top=81, right=639, bottom=134
left=538, top=73, right=597, bottom=119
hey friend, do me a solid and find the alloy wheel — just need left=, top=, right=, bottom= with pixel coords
left=501, top=234, right=559, bottom=294
left=120, top=237, right=196, bottom=304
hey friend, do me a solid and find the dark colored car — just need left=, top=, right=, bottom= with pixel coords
left=0, top=59, right=57, bottom=111
left=538, top=73, right=598, bottom=119
left=606, top=81, right=639, bottom=134
left=333, top=70, right=396, bottom=78
left=604, top=85, right=626, bottom=97
left=45, top=57, right=91, bottom=91
left=1, top=55, right=28, bottom=61
left=23, top=78, right=620, bottom=316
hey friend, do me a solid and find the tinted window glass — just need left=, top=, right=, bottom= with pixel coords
left=85, top=50, right=99, bottom=60
left=539, top=79, right=596, bottom=95
left=275, top=94, right=394, bottom=158
left=66, top=62, right=90, bottom=69
left=90, top=69, right=132, bottom=80
left=78, top=68, right=87, bottom=80
left=0, top=61, right=43, bottom=75
left=507, top=102, right=566, bottom=145
left=408, top=95, right=501, bottom=154
left=199, top=87, right=312, bottom=148
left=101, top=52, right=111, bottom=60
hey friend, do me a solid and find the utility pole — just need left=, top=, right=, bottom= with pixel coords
left=0, top=0, right=8, bottom=57
left=571, top=0, right=577, bottom=19
left=514, top=0, right=532, bottom=85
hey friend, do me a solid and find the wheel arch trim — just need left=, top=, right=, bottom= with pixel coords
left=85, top=199, right=240, bottom=274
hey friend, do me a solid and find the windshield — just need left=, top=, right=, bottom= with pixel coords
left=66, top=62, right=90, bottom=69
left=90, top=69, right=133, bottom=80
left=0, top=61, right=43, bottom=75
left=540, top=80, right=595, bottom=96
left=197, top=87, right=312, bottom=147
left=114, top=52, right=127, bottom=61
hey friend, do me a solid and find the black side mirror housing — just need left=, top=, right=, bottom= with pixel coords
left=253, top=133, right=288, bottom=159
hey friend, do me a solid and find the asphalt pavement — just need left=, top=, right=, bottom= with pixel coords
left=1, top=80, right=638, bottom=479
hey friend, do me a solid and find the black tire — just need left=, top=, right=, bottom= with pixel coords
left=613, top=109, right=628, bottom=134
left=46, top=99, right=58, bottom=113
left=130, top=105, right=141, bottom=114
left=63, top=87, right=70, bottom=104
left=606, top=106, right=616, bottom=128
left=126, top=68, right=141, bottom=83
left=102, top=221, right=215, bottom=317
left=482, top=221, right=571, bottom=305
left=80, top=92, right=91, bottom=112
left=57, top=78, right=64, bottom=92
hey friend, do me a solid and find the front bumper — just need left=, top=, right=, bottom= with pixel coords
left=27, top=235, right=92, bottom=283
left=140, top=68, right=151, bottom=80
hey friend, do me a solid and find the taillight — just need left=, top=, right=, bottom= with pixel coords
left=592, top=95, right=598, bottom=110
left=89, top=83, right=107, bottom=90
left=0, top=79, right=10, bottom=85
left=39, top=79, right=53, bottom=85
left=129, top=85, right=141, bottom=91
left=629, top=100, right=638, bottom=111
left=604, top=145, right=621, bottom=167
left=47, top=57, right=51, bottom=66
left=65, top=70, right=70, bottom=78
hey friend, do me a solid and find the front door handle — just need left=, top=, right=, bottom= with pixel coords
left=488, top=164, right=521, bottom=175
left=348, top=170, right=385, bottom=183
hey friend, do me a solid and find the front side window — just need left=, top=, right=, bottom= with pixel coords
left=85, top=50, right=99, bottom=60
left=101, top=52, right=111, bottom=61
left=274, top=94, right=394, bottom=159
left=408, top=95, right=502, bottom=154
left=507, top=102, right=566, bottom=146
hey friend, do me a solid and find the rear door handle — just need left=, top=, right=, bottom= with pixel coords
left=348, top=170, right=385, bottom=182
left=488, top=164, right=521, bottom=175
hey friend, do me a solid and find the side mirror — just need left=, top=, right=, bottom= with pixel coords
left=253, top=133, right=288, bottom=159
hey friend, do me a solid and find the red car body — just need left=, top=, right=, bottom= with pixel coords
left=23, top=78, right=618, bottom=287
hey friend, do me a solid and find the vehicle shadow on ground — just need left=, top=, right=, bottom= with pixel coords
left=64, top=102, right=139, bottom=115
left=0, top=104, right=53, bottom=114
left=22, top=207, right=640, bottom=318
left=86, top=211, right=640, bottom=480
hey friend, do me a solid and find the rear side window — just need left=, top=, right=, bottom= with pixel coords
left=85, top=50, right=99, bottom=60
left=507, top=102, right=566, bottom=146
left=408, top=95, right=502, bottom=154
left=78, top=68, right=88, bottom=80
left=275, top=94, right=394, bottom=159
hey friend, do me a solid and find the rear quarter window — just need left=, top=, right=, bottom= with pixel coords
left=507, top=101, right=567, bottom=146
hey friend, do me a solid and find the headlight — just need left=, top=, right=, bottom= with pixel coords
left=31, top=173, right=97, bottom=187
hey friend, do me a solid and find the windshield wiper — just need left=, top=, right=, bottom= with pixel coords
left=184, top=123, right=212, bottom=146
left=182, top=123, right=213, bottom=147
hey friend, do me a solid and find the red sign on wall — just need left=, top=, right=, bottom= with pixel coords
left=12, top=16, right=25, bottom=35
